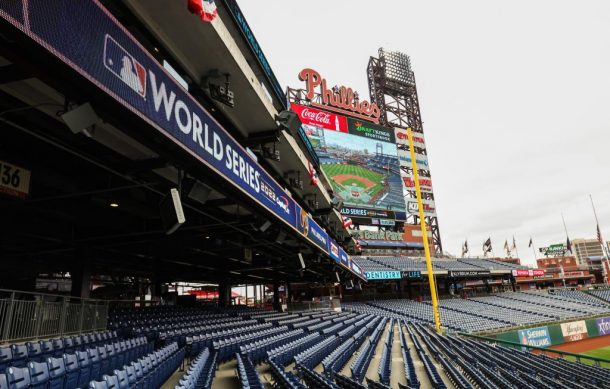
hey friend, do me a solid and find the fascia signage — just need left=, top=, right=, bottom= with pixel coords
left=0, top=160, right=31, bottom=199
left=518, top=326, right=551, bottom=348
left=406, top=199, right=437, bottom=217
left=346, top=118, right=395, bottom=144
left=353, top=230, right=404, bottom=241
left=449, top=271, right=490, bottom=277
left=0, top=1, right=367, bottom=278
left=350, top=260, right=364, bottom=278
left=512, top=269, right=545, bottom=277
left=401, top=271, right=422, bottom=279
left=339, top=248, right=350, bottom=267
left=328, top=238, right=340, bottom=263
left=341, top=206, right=401, bottom=221
left=364, top=271, right=401, bottom=280
left=296, top=205, right=328, bottom=254
left=291, top=103, right=348, bottom=133
left=221, top=0, right=285, bottom=107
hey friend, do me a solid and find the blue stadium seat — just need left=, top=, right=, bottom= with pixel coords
left=97, top=346, right=109, bottom=378
left=76, top=350, right=92, bottom=388
left=28, top=361, right=49, bottom=389
left=6, top=366, right=30, bottom=389
left=103, top=374, right=120, bottom=389
left=62, top=338, right=74, bottom=355
left=0, top=347, right=13, bottom=372
left=39, top=341, right=53, bottom=360
left=113, top=369, right=129, bottom=389
left=0, top=373, right=8, bottom=389
left=88, top=348, right=101, bottom=382
left=89, top=380, right=108, bottom=389
left=47, top=357, right=66, bottom=389
left=51, top=339, right=64, bottom=358
left=25, top=343, right=43, bottom=364
left=124, top=365, right=137, bottom=389
left=10, top=345, right=27, bottom=368
left=62, top=353, right=80, bottom=389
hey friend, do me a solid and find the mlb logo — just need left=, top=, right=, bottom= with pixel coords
left=103, top=34, right=146, bottom=98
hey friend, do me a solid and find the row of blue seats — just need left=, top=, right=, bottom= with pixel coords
left=397, top=323, right=419, bottom=389
left=293, top=336, right=341, bottom=370
left=239, top=329, right=305, bottom=365
left=265, top=334, right=321, bottom=367
left=235, top=354, right=262, bottom=389
left=268, top=359, right=304, bottom=389
left=0, top=332, right=118, bottom=371
left=350, top=318, right=386, bottom=383
left=377, top=319, right=393, bottom=386
left=174, top=348, right=216, bottom=389
left=404, top=325, right=445, bottom=389
left=88, top=342, right=184, bottom=389
left=297, top=364, right=337, bottom=389
left=213, top=326, right=287, bottom=363
left=0, top=337, right=152, bottom=389
left=322, top=327, right=368, bottom=379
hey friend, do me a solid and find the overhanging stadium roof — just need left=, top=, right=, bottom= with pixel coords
left=0, top=1, right=365, bottom=286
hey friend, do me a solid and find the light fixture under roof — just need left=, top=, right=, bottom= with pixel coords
left=110, top=203, right=119, bottom=208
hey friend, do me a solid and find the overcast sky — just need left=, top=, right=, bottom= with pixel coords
left=239, top=0, right=610, bottom=266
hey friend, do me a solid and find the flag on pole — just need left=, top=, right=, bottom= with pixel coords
left=483, top=238, right=492, bottom=254
left=461, top=240, right=469, bottom=257
left=512, top=236, right=517, bottom=251
left=597, top=224, right=604, bottom=244
left=188, top=0, right=218, bottom=22
left=528, top=237, right=533, bottom=248
left=566, top=237, right=572, bottom=254
left=355, top=240, right=362, bottom=252
left=504, top=239, right=511, bottom=257
left=308, top=161, right=318, bottom=186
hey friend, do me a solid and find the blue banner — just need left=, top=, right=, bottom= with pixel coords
left=518, top=326, right=551, bottom=348
left=305, top=216, right=329, bottom=253
left=339, top=248, right=349, bottom=267
left=328, top=239, right=340, bottom=263
left=364, top=271, right=401, bottom=280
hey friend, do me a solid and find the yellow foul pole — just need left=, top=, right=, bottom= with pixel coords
left=407, top=127, right=441, bottom=333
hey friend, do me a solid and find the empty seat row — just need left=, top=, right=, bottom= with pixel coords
left=0, top=337, right=150, bottom=389
left=0, top=332, right=118, bottom=371
left=174, top=348, right=216, bottom=389
left=235, top=354, right=262, bottom=389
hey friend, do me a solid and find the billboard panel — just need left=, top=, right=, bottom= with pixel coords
left=518, top=326, right=551, bottom=348
left=294, top=104, right=406, bottom=213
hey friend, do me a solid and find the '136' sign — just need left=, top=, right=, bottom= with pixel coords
left=0, top=160, right=31, bottom=199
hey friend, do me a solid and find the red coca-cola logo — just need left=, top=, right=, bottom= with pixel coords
left=291, top=103, right=347, bottom=133
left=301, top=108, right=331, bottom=125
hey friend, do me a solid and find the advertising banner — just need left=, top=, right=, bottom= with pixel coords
left=364, top=271, right=401, bottom=280
left=538, top=243, right=567, bottom=256
left=401, top=271, right=422, bottom=279
left=341, top=207, right=396, bottom=220
left=347, top=118, right=395, bottom=143
left=291, top=103, right=347, bottom=133
left=406, top=198, right=437, bottom=217
left=401, top=174, right=434, bottom=193
left=395, top=128, right=426, bottom=148
left=560, top=320, right=588, bottom=342
left=596, top=317, right=610, bottom=336
left=350, top=260, right=364, bottom=278
left=328, top=239, right=340, bottom=263
left=339, top=248, right=350, bottom=268
left=511, top=269, right=544, bottom=277
left=518, top=326, right=551, bottom=348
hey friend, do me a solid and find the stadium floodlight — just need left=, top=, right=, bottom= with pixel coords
left=380, top=48, right=415, bottom=86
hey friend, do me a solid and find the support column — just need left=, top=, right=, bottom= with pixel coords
left=272, top=283, right=280, bottom=311
left=218, top=281, right=231, bottom=308
left=70, top=257, right=92, bottom=299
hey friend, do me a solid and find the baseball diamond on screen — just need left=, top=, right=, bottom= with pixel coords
left=305, top=125, right=406, bottom=211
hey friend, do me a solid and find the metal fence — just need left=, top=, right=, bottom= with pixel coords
left=0, top=289, right=109, bottom=345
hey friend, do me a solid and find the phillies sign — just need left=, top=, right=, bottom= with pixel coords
left=291, top=103, right=347, bottom=133
left=298, top=68, right=382, bottom=123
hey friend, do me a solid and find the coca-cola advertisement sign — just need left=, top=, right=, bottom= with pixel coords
left=291, top=103, right=347, bottom=133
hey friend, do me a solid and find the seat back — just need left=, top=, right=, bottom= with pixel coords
left=6, top=366, right=30, bottom=389
left=26, top=342, right=42, bottom=363
left=0, top=347, right=13, bottom=371
left=62, top=353, right=80, bottom=389
left=51, top=339, right=64, bottom=357
left=39, top=341, right=53, bottom=358
left=103, top=374, right=120, bottom=389
left=62, top=338, right=74, bottom=354
left=27, top=361, right=49, bottom=389
left=89, top=380, right=108, bottom=389
left=124, top=366, right=136, bottom=386
left=76, top=351, right=92, bottom=388
left=47, top=357, right=66, bottom=389
left=89, top=348, right=102, bottom=382
left=10, top=345, right=28, bottom=367
left=0, top=373, right=8, bottom=389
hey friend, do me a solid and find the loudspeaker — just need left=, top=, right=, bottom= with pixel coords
left=298, top=252, right=306, bottom=269
left=276, top=110, right=302, bottom=133
left=61, top=103, right=99, bottom=135
left=160, top=188, right=185, bottom=235
left=187, top=181, right=212, bottom=205
left=259, top=220, right=272, bottom=232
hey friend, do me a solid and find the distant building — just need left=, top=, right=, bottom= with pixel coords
left=571, top=239, right=604, bottom=265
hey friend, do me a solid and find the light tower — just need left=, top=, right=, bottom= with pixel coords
left=367, top=48, right=443, bottom=253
